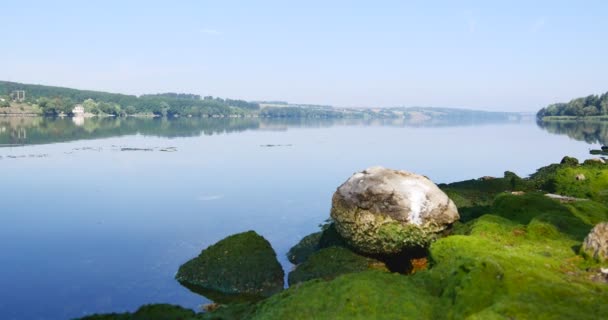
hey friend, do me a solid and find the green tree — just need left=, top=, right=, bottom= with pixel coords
left=82, top=99, right=98, bottom=113
left=124, top=105, right=137, bottom=115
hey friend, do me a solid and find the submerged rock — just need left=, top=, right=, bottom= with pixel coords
left=330, top=167, right=459, bottom=255
left=176, top=231, right=284, bottom=301
left=582, top=222, right=608, bottom=262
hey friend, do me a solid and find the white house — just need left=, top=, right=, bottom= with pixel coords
left=72, top=104, right=85, bottom=116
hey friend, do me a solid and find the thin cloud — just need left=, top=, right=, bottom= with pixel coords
left=198, top=194, right=224, bottom=201
left=199, top=28, right=222, bottom=36
left=531, top=18, right=546, bottom=33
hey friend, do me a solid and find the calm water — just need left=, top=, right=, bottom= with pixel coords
left=0, top=116, right=601, bottom=320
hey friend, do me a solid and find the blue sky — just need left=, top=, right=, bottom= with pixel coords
left=1, top=0, right=607, bottom=111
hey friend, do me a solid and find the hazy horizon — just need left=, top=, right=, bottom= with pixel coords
left=2, top=1, right=607, bottom=111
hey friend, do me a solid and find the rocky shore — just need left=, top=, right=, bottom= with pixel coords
left=77, top=156, right=608, bottom=319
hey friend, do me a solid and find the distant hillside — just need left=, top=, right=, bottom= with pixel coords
left=0, top=81, right=259, bottom=117
left=537, top=91, right=608, bottom=119
left=0, top=80, right=523, bottom=122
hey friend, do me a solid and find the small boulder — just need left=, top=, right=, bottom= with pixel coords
left=581, top=222, right=608, bottom=262
left=560, top=156, right=579, bottom=166
left=575, top=174, right=586, bottom=181
left=330, top=167, right=459, bottom=255
left=176, top=231, right=284, bottom=300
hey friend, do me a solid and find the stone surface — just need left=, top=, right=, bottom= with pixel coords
left=582, top=222, right=608, bottom=262
left=175, top=231, right=284, bottom=300
left=330, top=167, right=459, bottom=254
left=575, top=174, right=586, bottom=181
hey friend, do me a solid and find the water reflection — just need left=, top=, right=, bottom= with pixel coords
left=1, top=115, right=527, bottom=147
left=537, top=120, right=608, bottom=145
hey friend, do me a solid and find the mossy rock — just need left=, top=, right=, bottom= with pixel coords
left=330, top=167, right=459, bottom=255
left=287, top=232, right=322, bottom=265
left=176, top=231, right=284, bottom=302
left=75, top=304, right=199, bottom=320
left=288, top=246, right=387, bottom=285
left=287, top=223, right=350, bottom=265
left=560, top=156, right=579, bottom=166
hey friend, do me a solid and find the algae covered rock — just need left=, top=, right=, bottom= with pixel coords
left=286, top=232, right=322, bottom=265
left=176, top=231, right=284, bottom=300
left=287, top=223, right=349, bottom=265
left=288, top=246, right=386, bottom=285
left=582, top=222, right=608, bottom=262
left=330, top=167, right=459, bottom=254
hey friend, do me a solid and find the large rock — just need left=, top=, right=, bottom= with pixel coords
left=582, top=222, right=608, bottom=262
left=330, top=167, right=459, bottom=254
left=176, top=231, right=284, bottom=301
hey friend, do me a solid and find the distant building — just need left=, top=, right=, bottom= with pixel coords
left=10, top=90, right=25, bottom=102
left=72, top=104, right=85, bottom=116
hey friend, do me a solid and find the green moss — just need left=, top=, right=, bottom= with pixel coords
left=198, top=303, right=258, bottom=320
left=286, top=231, right=322, bottom=264
left=376, top=221, right=434, bottom=249
left=253, top=271, right=438, bottom=320
left=551, top=165, right=608, bottom=204
left=248, top=192, right=608, bottom=319
left=74, top=304, right=199, bottom=320
left=287, top=223, right=351, bottom=265
left=288, top=246, right=386, bottom=285
left=560, top=156, right=579, bottom=166
left=175, top=231, right=284, bottom=302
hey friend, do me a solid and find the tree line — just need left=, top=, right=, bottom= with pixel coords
left=537, top=91, right=608, bottom=118
left=0, top=81, right=259, bottom=117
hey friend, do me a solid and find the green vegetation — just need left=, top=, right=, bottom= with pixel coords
left=537, top=91, right=608, bottom=119
left=175, top=231, right=284, bottom=302
left=75, top=304, right=199, bottom=320
left=0, top=81, right=259, bottom=117
left=1, top=81, right=526, bottom=122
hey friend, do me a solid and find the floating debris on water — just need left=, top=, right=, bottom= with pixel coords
left=120, top=147, right=154, bottom=152
left=1, top=154, right=48, bottom=159
left=260, top=144, right=293, bottom=147
left=73, top=147, right=102, bottom=152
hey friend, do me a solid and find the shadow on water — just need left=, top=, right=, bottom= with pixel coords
left=0, top=116, right=527, bottom=147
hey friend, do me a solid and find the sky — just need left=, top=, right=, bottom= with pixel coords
left=1, top=0, right=607, bottom=111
